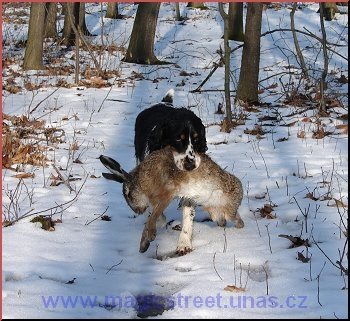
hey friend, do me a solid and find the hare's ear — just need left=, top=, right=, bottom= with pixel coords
left=99, top=155, right=129, bottom=182
left=102, top=172, right=124, bottom=183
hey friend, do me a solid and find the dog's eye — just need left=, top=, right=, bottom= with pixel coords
left=176, top=134, right=186, bottom=142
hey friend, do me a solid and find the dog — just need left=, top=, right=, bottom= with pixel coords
left=133, top=89, right=208, bottom=244
left=134, top=89, right=208, bottom=170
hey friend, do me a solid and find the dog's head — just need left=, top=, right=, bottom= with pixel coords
left=149, top=110, right=207, bottom=171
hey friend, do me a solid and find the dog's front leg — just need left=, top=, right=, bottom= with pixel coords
left=176, top=205, right=196, bottom=255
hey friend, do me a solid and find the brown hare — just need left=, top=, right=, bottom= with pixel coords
left=100, top=146, right=243, bottom=255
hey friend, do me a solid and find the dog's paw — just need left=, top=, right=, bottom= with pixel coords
left=176, top=246, right=193, bottom=256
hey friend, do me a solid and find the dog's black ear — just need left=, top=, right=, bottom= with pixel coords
left=198, top=127, right=208, bottom=152
left=147, top=125, right=165, bottom=152
left=99, top=155, right=129, bottom=182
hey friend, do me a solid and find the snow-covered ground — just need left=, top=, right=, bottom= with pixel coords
left=2, top=3, right=348, bottom=319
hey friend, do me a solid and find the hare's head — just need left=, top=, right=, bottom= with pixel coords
left=100, top=155, right=148, bottom=215
left=122, top=183, right=148, bottom=214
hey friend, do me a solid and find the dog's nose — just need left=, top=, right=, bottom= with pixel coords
left=184, top=156, right=196, bottom=171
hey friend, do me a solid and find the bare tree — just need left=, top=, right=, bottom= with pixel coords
left=218, top=3, right=233, bottom=131
left=62, top=3, right=91, bottom=46
left=175, top=3, right=183, bottom=21
left=323, top=3, right=339, bottom=21
left=290, top=3, right=308, bottom=79
left=123, top=3, right=163, bottom=65
left=105, top=2, right=121, bottom=19
left=318, top=3, right=329, bottom=114
left=187, top=2, right=208, bottom=10
left=236, top=3, right=263, bottom=104
left=228, top=2, right=244, bottom=42
left=62, top=3, right=78, bottom=46
left=44, top=2, right=57, bottom=39
left=23, top=3, right=46, bottom=70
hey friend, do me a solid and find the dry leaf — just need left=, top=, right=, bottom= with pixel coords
left=224, top=285, right=246, bottom=292
left=71, top=142, right=79, bottom=150
left=244, top=125, right=266, bottom=136
left=267, top=83, right=278, bottom=89
left=305, top=192, right=318, bottom=201
left=301, top=117, right=312, bottom=123
left=336, top=124, right=348, bottom=135
left=329, top=198, right=347, bottom=208
left=297, top=251, right=311, bottom=263
left=259, top=204, right=276, bottom=219
left=312, top=127, right=327, bottom=139
left=278, top=234, right=310, bottom=248
left=30, top=215, right=55, bottom=231
left=220, top=117, right=233, bottom=133
left=12, top=172, right=35, bottom=179
left=297, top=131, right=305, bottom=139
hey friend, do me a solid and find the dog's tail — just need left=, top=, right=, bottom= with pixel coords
left=161, top=89, right=174, bottom=104
left=99, top=155, right=130, bottom=183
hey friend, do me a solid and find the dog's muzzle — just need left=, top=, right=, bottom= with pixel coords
left=184, top=155, right=196, bottom=171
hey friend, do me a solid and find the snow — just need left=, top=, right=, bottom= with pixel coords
left=2, top=2, right=348, bottom=319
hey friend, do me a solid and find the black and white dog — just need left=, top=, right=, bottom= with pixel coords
left=133, top=90, right=208, bottom=254
left=102, top=90, right=208, bottom=254
left=134, top=89, right=207, bottom=170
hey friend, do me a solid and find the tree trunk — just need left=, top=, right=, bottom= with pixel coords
left=105, top=2, right=119, bottom=19
left=175, top=3, right=183, bottom=21
left=62, top=3, right=91, bottom=46
left=62, top=3, right=78, bottom=46
left=290, top=3, right=308, bottom=79
left=187, top=3, right=208, bottom=10
left=218, top=3, right=233, bottom=131
left=23, top=3, right=46, bottom=70
left=318, top=3, right=329, bottom=114
left=228, top=2, right=244, bottom=42
left=79, top=3, right=92, bottom=36
left=124, top=3, right=162, bottom=65
left=44, top=2, right=57, bottom=39
left=323, top=3, right=339, bottom=21
left=236, top=3, right=263, bottom=105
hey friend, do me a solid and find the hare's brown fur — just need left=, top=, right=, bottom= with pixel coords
left=102, top=146, right=243, bottom=254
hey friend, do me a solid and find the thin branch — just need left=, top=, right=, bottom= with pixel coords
left=213, top=252, right=223, bottom=280
left=85, top=206, right=109, bottom=226
left=290, top=3, right=309, bottom=79
left=311, top=232, right=348, bottom=275
left=52, top=163, right=75, bottom=192
left=9, top=174, right=88, bottom=224
left=106, top=259, right=123, bottom=274
left=29, top=88, right=60, bottom=115
left=193, top=26, right=347, bottom=93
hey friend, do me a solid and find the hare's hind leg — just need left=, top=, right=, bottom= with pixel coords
left=233, top=212, right=244, bottom=229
